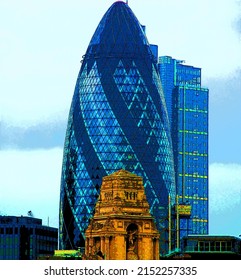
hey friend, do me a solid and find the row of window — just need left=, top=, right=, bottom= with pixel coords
left=0, top=227, right=57, bottom=237
left=184, top=241, right=235, bottom=252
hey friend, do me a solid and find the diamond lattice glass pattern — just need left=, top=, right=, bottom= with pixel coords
left=59, top=2, right=176, bottom=250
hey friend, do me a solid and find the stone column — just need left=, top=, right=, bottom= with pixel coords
left=105, top=236, right=110, bottom=260
left=100, top=236, right=105, bottom=255
left=153, top=238, right=159, bottom=260
left=156, top=238, right=160, bottom=260
left=137, top=237, right=142, bottom=260
left=114, top=235, right=126, bottom=259
left=89, top=237, right=94, bottom=247
left=85, top=237, right=89, bottom=255
left=89, top=237, right=94, bottom=256
left=142, top=237, right=153, bottom=260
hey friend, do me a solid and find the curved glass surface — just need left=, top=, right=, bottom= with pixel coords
left=59, top=2, right=176, bottom=251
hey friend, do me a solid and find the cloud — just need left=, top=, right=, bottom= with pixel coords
left=234, top=17, right=241, bottom=34
left=0, top=0, right=79, bottom=125
left=0, top=148, right=63, bottom=227
left=204, top=69, right=241, bottom=102
left=1, top=0, right=241, bottom=126
left=137, top=0, right=241, bottom=78
left=0, top=120, right=66, bottom=150
left=204, top=70, right=241, bottom=164
left=209, top=163, right=241, bottom=236
left=209, top=163, right=241, bottom=211
left=232, top=0, right=241, bottom=34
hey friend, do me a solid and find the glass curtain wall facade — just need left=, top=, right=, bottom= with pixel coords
left=158, top=56, right=208, bottom=240
left=59, top=2, right=176, bottom=254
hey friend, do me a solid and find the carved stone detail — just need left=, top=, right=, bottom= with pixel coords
left=85, top=169, right=160, bottom=260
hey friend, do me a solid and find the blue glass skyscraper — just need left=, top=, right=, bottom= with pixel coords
left=59, top=2, right=176, bottom=253
left=158, top=56, right=209, bottom=241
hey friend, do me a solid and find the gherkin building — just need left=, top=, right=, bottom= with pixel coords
left=59, top=1, right=176, bottom=253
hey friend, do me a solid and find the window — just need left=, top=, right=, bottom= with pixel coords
left=199, top=241, right=205, bottom=251
left=204, top=242, right=209, bottom=251
left=215, top=242, right=220, bottom=251
left=210, top=242, right=215, bottom=251
left=6, top=228, right=13, bottom=234
left=227, top=241, right=232, bottom=251
left=221, top=242, right=227, bottom=251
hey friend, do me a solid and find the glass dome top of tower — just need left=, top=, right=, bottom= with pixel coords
left=87, top=1, right=149, bottom=57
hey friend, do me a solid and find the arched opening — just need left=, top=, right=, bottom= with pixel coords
left=126, top=223, right=138, bottom=259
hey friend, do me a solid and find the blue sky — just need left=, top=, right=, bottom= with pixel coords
left=0, top=0, right=241, bottom=236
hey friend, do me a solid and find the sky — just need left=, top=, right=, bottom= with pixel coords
left=0, top=0, right=241, bottom=237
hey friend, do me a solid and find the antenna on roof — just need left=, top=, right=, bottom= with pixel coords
left=27, top=210, right=34, bottom=217
left=126, top=0, right=129, bottom=5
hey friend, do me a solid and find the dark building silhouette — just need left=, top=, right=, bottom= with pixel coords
left=0, top=216, right=58, bottom=260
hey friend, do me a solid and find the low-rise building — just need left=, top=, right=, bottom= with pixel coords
left=166, top=235, right=241, bottom=259
left=0, top=215, right=58, bottom=260
left=181, top=235, right=241, bottom=259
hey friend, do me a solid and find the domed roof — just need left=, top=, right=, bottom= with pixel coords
left=84, top=1, right=153, bottom=63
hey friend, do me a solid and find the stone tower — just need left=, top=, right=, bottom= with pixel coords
left=84, top=170, right=160, bottom=260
